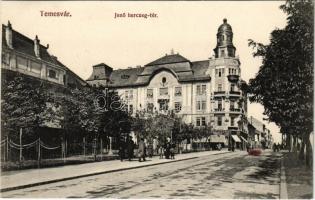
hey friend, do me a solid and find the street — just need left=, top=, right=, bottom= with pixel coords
left=2, top=151, right=281, bottom=198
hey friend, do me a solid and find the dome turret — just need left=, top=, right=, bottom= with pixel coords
left=218, top=18, right=232, bottom=33
left=213, top=18, right=236, bottom=58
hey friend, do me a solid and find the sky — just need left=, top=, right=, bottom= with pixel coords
left=1, top=1, right=288, bottom=143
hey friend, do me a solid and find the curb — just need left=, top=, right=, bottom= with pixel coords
left=279, top=155, right=288, bottom=199
left=1, top=151, right=231, bottom=193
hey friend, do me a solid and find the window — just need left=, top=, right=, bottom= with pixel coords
left=221, top=49, right=225, bottom=57
left=129, top=104, right=133, bottom=114
left=17, top=56, right=28, bottom=70
left=196, top=101, right=201, bottom=111
left=196, top=85, right=201, bottom=95
left=162, top=77, right=166, bottom=84
left=63, top=75, right=66, bottom=85
left=129, top=90, right=133, bottom=99
left=231, top=117, right=235, bottom=126
left=202, top=100, right=206, bottom=110
left=230, top=83, right=235, bottom=92
left=174, top=87, right=182, bottom=97
left=230, top=100, right=235, bottom=110
left=217, top=116, right=222, bottom=126
left=201, top=117, right=206, bottom=126
left=202, top=85, right=206, bottom=95
left=196, top=101, right=206, bottom=111
left=48, top=69, right=58, bottom=79
left=147, top=103, right=154, bottom=113
left=174, top=102, right=182, bottom=113
left=159, top=100, right=169, bottom=111
left=218, top=84, right=222, bottom=92
left=31, top=61, right=41, bottom=74
left=196, top=118, right=201, bottom=127
left=125, top=90, right=133, bottom=99
left=218, top=99, right=222, bottom=110
left=217, top=68, right=225, bottom=77
left=160, top=88, right=168, bottom=96
left=2, top=53, right=9, bottom=65
left=147, top=89, right=153, bottom=98
left=196, top=117, right=206, bottom=127
left=197, top=85, right=206, bottom=95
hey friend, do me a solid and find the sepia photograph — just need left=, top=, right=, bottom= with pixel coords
left=0, top=0, right=313, bottom=199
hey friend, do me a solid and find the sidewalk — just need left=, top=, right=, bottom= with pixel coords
left=281, top=151, right=313, bottom=199
left=0, top=150, right=230, bottom=192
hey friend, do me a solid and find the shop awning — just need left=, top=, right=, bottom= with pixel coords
left=231, top=135, right=241, bottom=142
left=240, top=136, right=247, bottom=143
left=209, top=135, right=226, bottom=143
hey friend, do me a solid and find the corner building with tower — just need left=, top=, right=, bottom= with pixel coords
left=87, top=19, right=248, bottom=146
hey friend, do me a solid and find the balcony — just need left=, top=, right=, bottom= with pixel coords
left=228, top=91, right=241, bottom=97
left=227, top=74, right=239, bottom=82
left=213, top=91, right=226, bottom=97
left=229, top=108, right=241, bottom=113
left=213, top=108, right=225, bottom=114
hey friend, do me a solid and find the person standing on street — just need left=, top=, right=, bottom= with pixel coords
left=126, top=136, right=134, bottom=161
left=164, top=138, right=171, bottom=159
left=119, top=137, right=126, bottom=162
left=138, top=138, right=146, bottom=162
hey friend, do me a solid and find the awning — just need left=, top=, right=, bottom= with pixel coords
left=240, top=136, right=247, bottom=143
left=209, top=135, right=226, bottom=143
left=231, top=135, right=241, bottom=142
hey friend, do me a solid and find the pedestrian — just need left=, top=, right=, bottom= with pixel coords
left=164, top=138, right=171, bottom=159
left=119, top=137, right=126, bottom=162
left=159, top=145, right=164, bottom=159
left=246, top=142, right=251, bottom=153
left=272, top=143, right=276, bottom=152
left=126, top=136, right=134, bottom=161
left=147, top=142, right=153, bottom=158
left=138, top=138, right=146, bottom=162
left=170, top=143, right=175, bottom=159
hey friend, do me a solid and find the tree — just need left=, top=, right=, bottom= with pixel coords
left=248, top=0, right=313, bottom=166
left=1, top=74, right=51, bottom=140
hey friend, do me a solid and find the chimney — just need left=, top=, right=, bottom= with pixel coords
left=5, top=21, right=13, bottom=48
left=34, top=35, right=40, bottom=58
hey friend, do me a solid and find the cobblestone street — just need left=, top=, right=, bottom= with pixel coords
left=2, top=150, right=282, bottom=198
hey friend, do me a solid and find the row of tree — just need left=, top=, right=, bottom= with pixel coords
left=1, top=72, right=131, bottom=144
left=247, top=0, right=313, bottom=167
left=2, top=71, right=214, bottom=152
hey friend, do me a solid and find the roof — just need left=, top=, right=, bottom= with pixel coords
left=145, top=54, right=190, bottom=66
left=86, top=63, right=113, bottom=81
left=2, top=24, right=86, bottom=86
left=218, top=18, right=232, bottom=33
left=2, top=25, right=55, bottom=64
left=105, top=57, right=210, bottom=88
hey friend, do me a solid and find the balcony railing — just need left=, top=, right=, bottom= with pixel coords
left=214, top=91, right=225, bottom=95
left=229, top=91, right=241, bottom=95
left=214, top=108, right=225, bottom=112
left=230, top=108, right=241, bottom=112
left=227, top=74, right=239, bottom=82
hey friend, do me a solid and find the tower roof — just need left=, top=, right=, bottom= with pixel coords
left=218, top=18, right=232, bottom=33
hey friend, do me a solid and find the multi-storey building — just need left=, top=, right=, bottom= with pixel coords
left=87, top=19, right=248, bottom=144
left=1, top=21, right=86, bottom=133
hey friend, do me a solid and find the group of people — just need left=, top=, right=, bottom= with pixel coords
left=118, top=135, right=135, bottom=161
left=118, top=136, right=176, bottom=162
left=158, top=139, right=176, bottom=159
left=272, top=143, right=284, bottom=152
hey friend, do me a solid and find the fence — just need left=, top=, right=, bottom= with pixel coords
left=0, top=137, right=111, bottom=164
